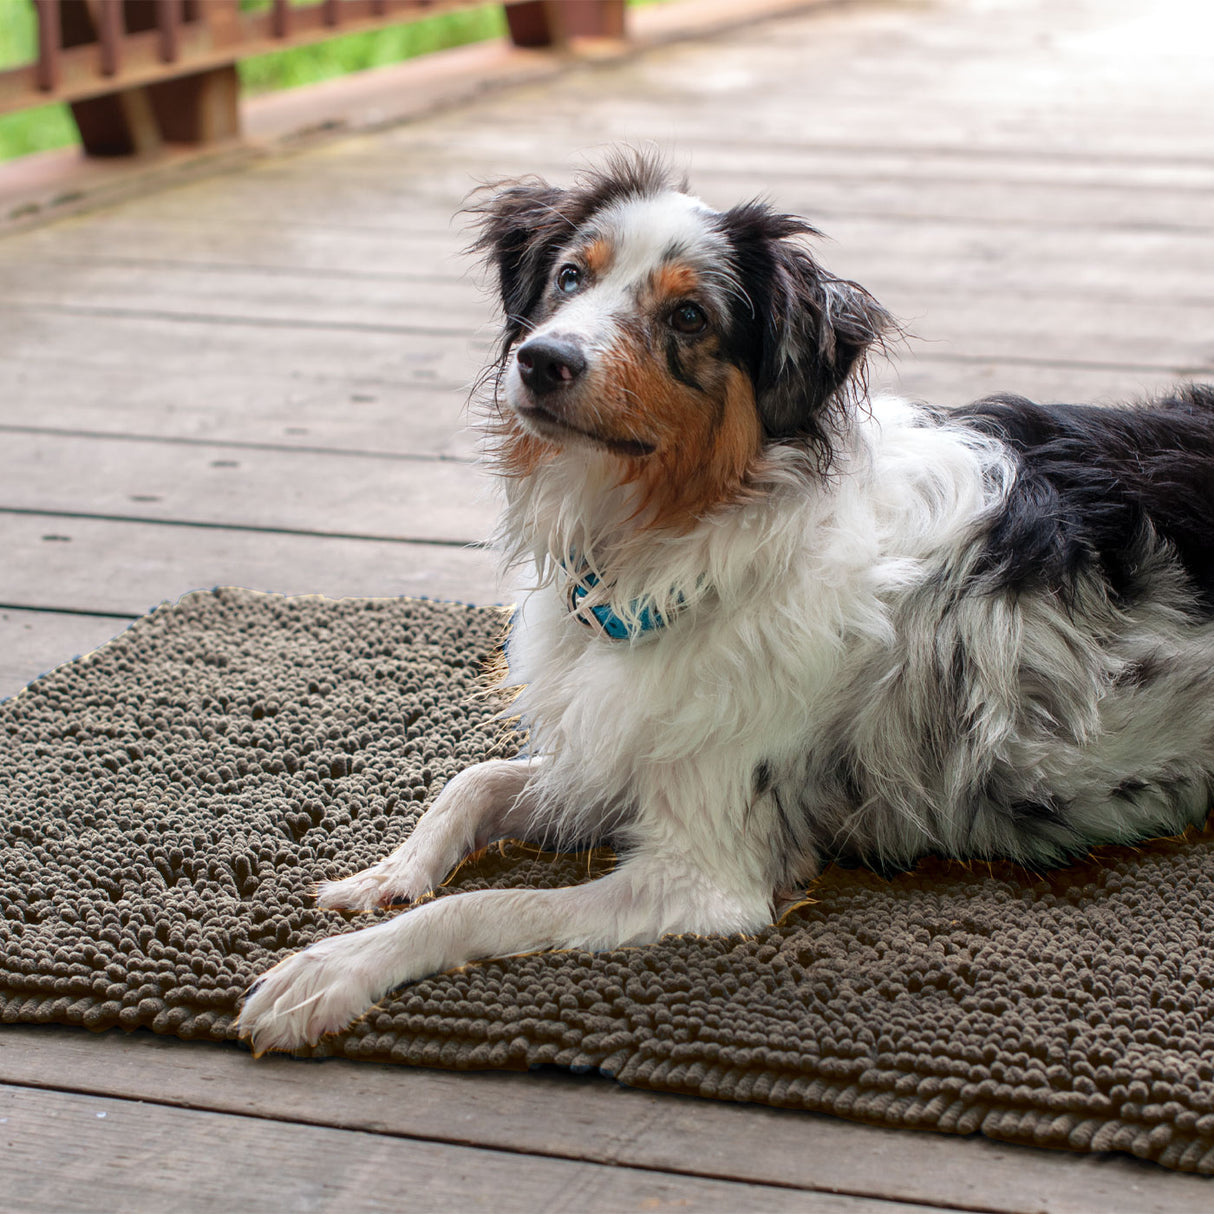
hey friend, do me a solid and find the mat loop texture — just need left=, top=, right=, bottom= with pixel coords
left=2, top=589, right=1213, bottom=1174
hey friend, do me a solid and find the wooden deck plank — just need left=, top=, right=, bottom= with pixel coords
left=0, top=263, right=484, bottom=328
left=0, top=408, right=479, bottom=464
left=5, top=240, right=1214, bottom=313
left=416, top=109, right=1214, bottom=176
left=0, top=511, right=498, bottom=623
left=3, top=1025, right=1205, bottom=1214
left=457, top=43, right=1214, bottom=165
left=0, top=309, right=488, bottom=385
left=13, top=216, right=473, bottom=272
left=0, top=609, right=138, bottom=702
left=0, top=352, right=480, bottom=459
left=1, top=1083, right=932, bottom=1214
left=12, top=162, right=1213, bottom=248
left=77, top=161, right=1212, bottom=234
left=0, top=433, right=492, bottom=545
left=883, top=360, right=1187, bottom=414
left=3, top=291, right=1209, bottom=378
left=4, top=252, right=1214, bottom=340
left=14, top=208, right=1214, bottom=285
left=0, top=361, right=1191, bottom=457
left=246, top=134, right=1214, bottom=191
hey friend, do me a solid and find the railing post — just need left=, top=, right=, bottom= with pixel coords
left=506, top=1, right=627, bottom=47
left=95, top=0, right=125, bottom=76
left=271, top=0, right=291, bottom=39
left=156, top=0, right=183, bottom=64
left=34, top=0, right=63, bottom=92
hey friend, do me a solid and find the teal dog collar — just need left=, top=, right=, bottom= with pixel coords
left=564, top=564, right=682, bottom=640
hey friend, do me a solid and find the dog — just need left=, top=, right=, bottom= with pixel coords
left=237, top=153, right=1214, bottom=1054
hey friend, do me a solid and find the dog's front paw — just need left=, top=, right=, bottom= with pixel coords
left=314, top=866, right=396, bottom=912
left=235, top=933, right=385, bottom=1055
left=314, top=856, right=433, bottom=912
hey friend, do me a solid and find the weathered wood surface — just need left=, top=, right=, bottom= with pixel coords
left=4, top=269, right=1211, bottom=369
left=5, top=1083, right=949, bottom=1214
left=0, top=432, right=488, bottom=542
left=3, top=1024, right=1207, bottom=1214
left=1, top=0, right=1213, bottom=1208
left=1, top=512, right=499, bottom=617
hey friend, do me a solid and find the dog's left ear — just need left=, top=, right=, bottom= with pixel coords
left=721, top=203, right=895, bottom=460
left=468, top=178, right=573, bottom=352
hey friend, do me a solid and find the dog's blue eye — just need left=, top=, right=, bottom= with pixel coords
left=669, top=302, right=707, bottom=335
left=556, top=265, right=581, bottom=293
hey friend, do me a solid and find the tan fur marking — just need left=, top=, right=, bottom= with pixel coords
left=595, top=337, right=762, bottom=531
left=651, top=262, right=700, bottom=302
left=583, top=238, right=614, bottom=276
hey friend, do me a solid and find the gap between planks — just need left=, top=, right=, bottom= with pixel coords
left=0, top=424, right=477, bottom=465
left=0, top=507, right=486, bottom=553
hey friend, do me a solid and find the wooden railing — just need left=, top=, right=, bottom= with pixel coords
left=0, top=1, right=628, bottom=157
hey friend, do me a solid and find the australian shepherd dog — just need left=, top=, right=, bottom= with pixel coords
left=238, top=153, right=1214, bottom=1054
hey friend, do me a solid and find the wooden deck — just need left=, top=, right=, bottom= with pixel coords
left=2, top=0, right=1214, bottom=1208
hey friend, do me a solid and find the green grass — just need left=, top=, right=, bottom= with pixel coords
left=237, top=3, right=506, bottom=95
left=0, top=0, right=78, bottom=159
left=0, top=0, right=506, bottom=161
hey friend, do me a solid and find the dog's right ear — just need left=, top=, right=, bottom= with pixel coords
left=469, top=180, right=572, bottom=351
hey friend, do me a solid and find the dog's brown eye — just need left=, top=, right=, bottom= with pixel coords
left=556, top=265, right=582, bottom=293
left=669, top=302, right=707, bottom=335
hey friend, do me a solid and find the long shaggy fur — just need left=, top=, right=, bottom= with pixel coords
left=237, top=153, right=1214, bottom=1055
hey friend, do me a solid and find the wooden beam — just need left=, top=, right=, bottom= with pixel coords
left=504, top=1, right=554, bottom=47
left=146, top=65, right=241, bottom=145
left=559, top=0, right=627, bottom=40
left=0, top=609, right=138, bottom=700
left=505, top=0, right=627, bottom=45
left=0, top=432, right=490, bottom=546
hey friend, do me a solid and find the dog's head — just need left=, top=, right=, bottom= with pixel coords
left=471, top=152, right=893, bottom=526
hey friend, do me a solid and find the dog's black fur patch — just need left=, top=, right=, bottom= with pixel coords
left=954, top=387, right=1214, bottom=613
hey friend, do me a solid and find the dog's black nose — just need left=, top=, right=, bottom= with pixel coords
left=516, top=337, right=587, bottom=396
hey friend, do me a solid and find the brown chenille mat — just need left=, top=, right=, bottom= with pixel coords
left=2, top=588, right=1214, bottom=1173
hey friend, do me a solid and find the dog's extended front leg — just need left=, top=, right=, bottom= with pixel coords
left=315, top=757, right=548, bottom=912
left=237, top=854, right=771, bottom=1055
